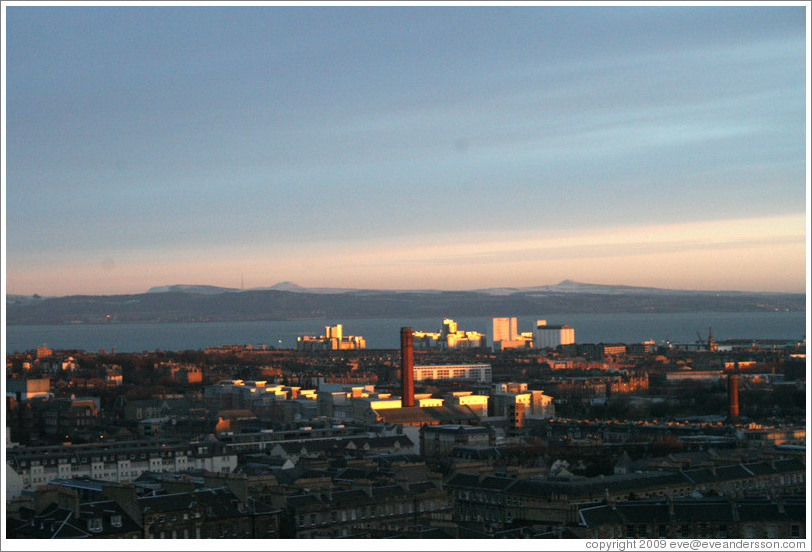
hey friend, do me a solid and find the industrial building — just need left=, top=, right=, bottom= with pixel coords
left=533, top=320, right=575, bottom=349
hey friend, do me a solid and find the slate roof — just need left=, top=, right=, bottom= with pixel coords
left=578, top=497, right=805, bottom=527
left=445, top=472, right=487, bottom=488
left=616, top=503, right=671, bottom=523
left=368, top=453, right=425, bottom=466
left=287, top=493, right=323, bottom=509
left=79, top=500, right=142, bottom=535
left=672, top=500, right=735, bottom=522
left=375, top=405, right=479, bottom=425
left=516, top=471, right=687, bottom=499
left=11, top=505, right=88, bottom=539
left=330, top=488, right=371, bottom=507
left=10, top=500, right=140, bottom=539
left=774, top=458, right=805, bottom=473
left=372, top=485, right=409, bottom=499
left=478, top=476, right=516, bottom=491
left=138, top=492, right=197, bottom=513
left=735, top=502, right=783, bottom=522
left=715, top=465, right=754, bottom=480
left=193, top=487, right=246, bottom=519
left=742, top=462, right=778, bottom=476
left=579, top=503, right=625, bottom=526
left=409, top=481, right=440, bottom=493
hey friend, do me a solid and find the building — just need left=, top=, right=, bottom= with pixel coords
left=366, top=405, right=482, bottom=427
left=296, top=325, right=366, bottom=351
left=491, top=317, right=533, bottom=350
left=577, top=497, right=805, bottom=539
left=5, top=439, right=238, bottom=497
left=280, top=480, right=451, bottom=538
left=156, top=362, right=203, bottom=384
left=420, top=425, right=495, bottom=457
left=43, top=397, right=100, bottom=438
left=7, top=480, right=282, bottom=539
left=7, top=378, right=51, bottom=402
left=665, top=370, right=726, bottom=383
left=413, top=319, right=486, bottom=350
left=203, top=379, right=312, bottom=412
left=534, top=321, right=575, bottom=350
left=488, top=384, right=555, bottom=429
left=443, top=392, right=489, bottom=417
left=414, top=364, right=492, bottom=383
left=445, top=458, right=805, bottom=531
left=492, top=317, right=518, bottom=343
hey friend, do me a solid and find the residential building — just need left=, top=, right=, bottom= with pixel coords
left=414, top=364, right=492, bottom=383
left=577, top=497, right=806, bottom=539
left=420, top=425, right=495, bottom=457
left=7, top=378, right=51, bottom=402
left=413, top=319, right=487, bottom=350
left=296, top=325, right=366, bottom=351
left=6, top=439, right=238, bottom=497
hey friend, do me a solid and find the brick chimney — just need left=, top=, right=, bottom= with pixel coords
left=401, top=327, right=415, bottom=407
left=728, top=374, right=739, bottom=418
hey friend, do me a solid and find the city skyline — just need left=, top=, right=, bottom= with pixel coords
left=4, top=2, right=809, bottom=296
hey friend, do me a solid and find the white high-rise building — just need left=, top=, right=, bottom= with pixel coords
left=533, top=320, right=575, bottom=349
left=492, top=317, right=518, bottom=343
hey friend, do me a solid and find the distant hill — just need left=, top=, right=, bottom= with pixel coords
left=146, top=284, right=240, bottom=294
left=6, top=281, right=805, bottom=325
left=143, top=279, right=772, bottom=297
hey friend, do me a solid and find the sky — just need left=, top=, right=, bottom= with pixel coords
left=3, top=2, right=809, bottom=296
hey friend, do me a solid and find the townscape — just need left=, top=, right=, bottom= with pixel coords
left=4, top=3, right=808, bottom=546
left=5, top=318, right=806, bottom=539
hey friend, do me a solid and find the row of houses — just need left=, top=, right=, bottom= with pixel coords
left=577, top=496, right=805, bottom=539
left=6, top=438, right=237, bottom=499
left=444, top=457, right=806, bottom=530
left=7, top=481, right=280, bottom=539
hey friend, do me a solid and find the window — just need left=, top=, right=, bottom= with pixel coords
left=88, top=518, right=103, bottom=533
left=111, top=515, right=122, bottom=528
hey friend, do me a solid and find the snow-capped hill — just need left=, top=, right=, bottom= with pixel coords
left=265, top=281, right=306, bottom=292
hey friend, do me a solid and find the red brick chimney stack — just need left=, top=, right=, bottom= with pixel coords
left=728, top=374, right=739, bottom=418
left=401, top=327, right=415, bottom=407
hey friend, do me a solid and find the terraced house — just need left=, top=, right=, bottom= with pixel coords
left=6, top=438, right=238, bottom=496
left=444, top=457, right=805, bottom=531
left=278, top=480, right=452, bottom=538
left=576, top=496, right=806, bottom=539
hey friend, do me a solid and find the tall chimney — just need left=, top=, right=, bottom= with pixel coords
left=728, top=374, right=739, bottom=418
left=401, top=327, right=415, bottom=407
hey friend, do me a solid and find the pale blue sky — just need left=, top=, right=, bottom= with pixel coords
left=4, top=4, right=808, bottom=295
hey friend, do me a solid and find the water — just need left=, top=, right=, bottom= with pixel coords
left=4, top=312, right=806, bottom=353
